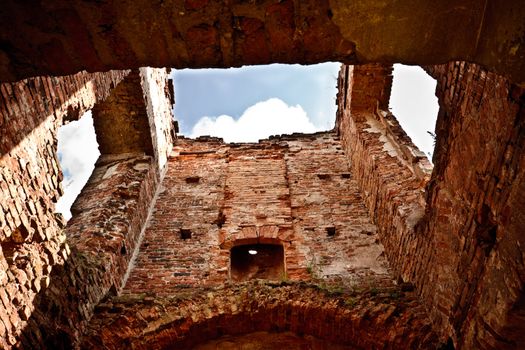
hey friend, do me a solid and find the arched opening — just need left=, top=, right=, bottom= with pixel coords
left=230, top=243, right=285, bottom=281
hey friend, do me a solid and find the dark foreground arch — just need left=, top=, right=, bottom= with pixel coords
left=81, top=281, right=440, bottom=349
left=0, top=0, right=524, bottom=83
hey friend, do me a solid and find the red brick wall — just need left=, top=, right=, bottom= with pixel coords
left=92, top=72, right=155, bottom=155
left=122, top=133, right=391, bottom=296
left=22, top=154, right=158, bottom=347
left=337, top=62, right=525, bottom=349
left=422, top=62, right=525, bottom=349
left=336, top=64, right=433, bottom=287
left=0, top=70, right=128, bottom=348
left=83, top=282, right=439, bottom=349
left=10, top=68, right=175, bottom=348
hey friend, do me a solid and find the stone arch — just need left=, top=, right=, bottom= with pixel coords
left=82, top=282, right=440, bottom=349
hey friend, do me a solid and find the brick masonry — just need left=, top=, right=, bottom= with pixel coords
left=24, top=68, right=174, bottom=349
left=0, top=70, right=128, bottom=348
left=336, top=63, right=432, bottom=290
left=83, top=281, right=439, bottom=349
left=422, top=62, right=525, bottom=349
left=0, top=59, right=523, bottom=349
left=336, top=62, right=525, bottom=349
left=0, top=67, right=174, bottom=348
left=122, top=132, right=390, bottom=296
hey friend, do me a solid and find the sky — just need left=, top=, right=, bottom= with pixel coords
left=55, top=63, right=438, bottom=219
left=389, top=64, right=439, bottom=159
left=171, top=63, right=340, bottom=135
left=55, top=111, right=100, bottom=219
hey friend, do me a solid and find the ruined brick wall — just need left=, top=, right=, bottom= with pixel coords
left=17, top=153, right=159, bottom=349
left=420, top=62, right=525, bottom=349
left=336, top=64, right=432, bottom=287
left=0, top=70, right=128, bottom=348
left=122, top=133, right=391, bottom=296
left=83, top=131, right=438, bottom=348
left=91, top=67, right=175, bottom=165
left=92, top=72, right=155, bottom=155
left=9, top=68, right=175, bottom=348
left=83, top=281, right=439, bottom=349
left=337, top=62, right=525, bottom=349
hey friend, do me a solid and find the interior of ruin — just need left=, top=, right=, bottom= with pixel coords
left=0, top=1, right=524, bottom=349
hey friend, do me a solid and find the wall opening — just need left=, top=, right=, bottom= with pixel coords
left=230, top=244, right=285, bottom=281
left=55, top=111, right=100, bottom=221
left=1, top=225, right=29, bottom=266
left=171, top=63, right=340, bottom=142
left=389, top=64, right=439, bottom=160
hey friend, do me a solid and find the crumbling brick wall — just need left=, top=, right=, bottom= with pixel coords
left=121, top=132, right=391, bottom=296
left=336, top=63, right=432, bottom=288
left=84, top=133, right=438, bottom=349
left=17, top=153, right=159, bottom=349
left=83, top=281, right=439, bottom=349
left=0, top=70, right=128, bottom=348
left=15, top=68, right=174, bottom=349
left=337, top=62, right=525, bottom=349
left=422, top=62, right=525, bottom=349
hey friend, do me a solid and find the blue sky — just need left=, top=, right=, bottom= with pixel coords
left=171, top=63, right=340, bottom=134
left=56, top=63, right=438, bottom=219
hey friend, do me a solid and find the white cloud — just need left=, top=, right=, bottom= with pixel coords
left=190, top=98, right=319, bottom=142
left=389, top=64, right=439, bottom=160
left=55, top=111, right=100, bottom=220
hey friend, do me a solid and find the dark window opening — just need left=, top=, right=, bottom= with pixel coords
left=326, top=227, right=336, bottom=237
left=230, top=244, right=285, bottom=281
left=180, top=228, right=192, bottom=240
left=185, top=176, right=200, bottom=184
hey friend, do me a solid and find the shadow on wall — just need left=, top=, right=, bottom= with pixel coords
left=0, top=70, right=129, bottom=349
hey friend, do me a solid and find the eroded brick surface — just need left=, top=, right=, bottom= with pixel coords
left=92, top=72, right=155, bottom=155
left=0, top=70, right=128, bottom=348
left=336, top=64, right=432, bottom=288
left=285, top=134, right=389, bottom=285
left=422, top=62, right=525, bottom=349
left=83, top=281, right=439, bottom=349
left=123, top=140, right=229, bottom=291
left=122, top=133, right=390, bottom=296
left=337, top=62, right=525, bottom=349
left=12, top=68, right=175, bottom=348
